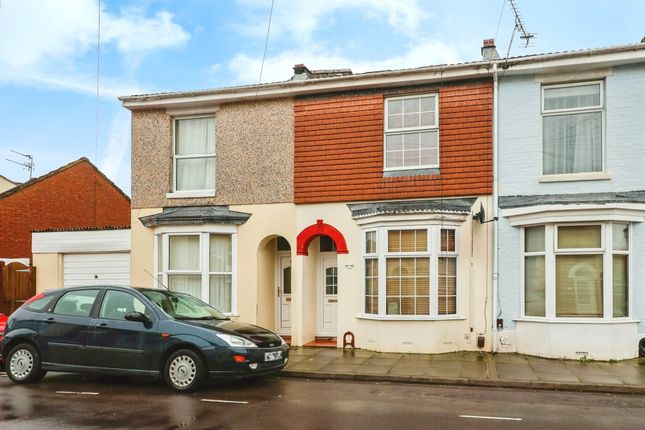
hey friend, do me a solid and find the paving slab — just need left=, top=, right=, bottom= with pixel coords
left=535, top=372, right=581, bottom=383
left=280, top=347, right=645, bottom=395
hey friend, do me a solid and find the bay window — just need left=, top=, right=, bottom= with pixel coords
left=542, top=82, right=603, bottom=175
left=363, top=226, right=459, bottom=318
left=156, top=231, right=235, bottom=313
left=522, top=223, right=629, bottom=319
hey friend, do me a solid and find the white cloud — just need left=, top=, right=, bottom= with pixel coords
left=228, top=40, right=465, bottom=84
left=0, top=0, right=188, bottom=95
left=224, top=0, right=465, bottom=85
left=99, top=109, right=131, bottom=193
left=234, top=0, right=429, bottom=42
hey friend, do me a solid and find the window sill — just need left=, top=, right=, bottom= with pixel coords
left=514, top=317, right=639, bottom=324
left=538, top=172, right=611, bottom=183
left=383, top=167, right=440, bottom=178
left=356, top=314, right=465, bottom=322
left=166, top=190, right=215, bottom=199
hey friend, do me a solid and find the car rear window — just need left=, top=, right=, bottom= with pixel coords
left=24, top=295, right=54, bottom=312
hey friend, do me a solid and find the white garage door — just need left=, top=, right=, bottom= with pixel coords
left=63, top=253, right=130, bottom=288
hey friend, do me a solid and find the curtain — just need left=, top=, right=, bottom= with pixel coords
left=209, top=275, right=231, bottom=313
left=209, top=234, right=232, bottom=272
left=175, top=117, right=215, bottom=191
left=543, top=83, right=601, bottom=175
left=176, top=117, right=215, bottom=155
left=176, top=157, right=215, bottom=191
left=169, top=275, right=201, bottom=298
left=169, top=236, right=200, bottom=270
left=613, top=255, right=628, bottom=317
left=438, top=257, right=456, bottom=315
left=556, top=254, right=603, bottom=317
left=525, top=256, right=545, bottom=317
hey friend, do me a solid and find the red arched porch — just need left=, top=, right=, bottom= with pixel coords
left=296, top=219, right=348, bottom=256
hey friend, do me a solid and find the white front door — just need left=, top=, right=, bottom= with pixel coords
left=319, top=255, right=338, bottom=335
left=276, top=255, right=291, bottom=334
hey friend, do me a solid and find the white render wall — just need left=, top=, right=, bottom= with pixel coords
left=498, top=63, right=645, bottom=196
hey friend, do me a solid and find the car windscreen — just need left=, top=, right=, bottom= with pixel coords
left=140, top=290, right=229, bottom=320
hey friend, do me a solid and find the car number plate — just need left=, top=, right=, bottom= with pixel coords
left=265, top=351, right=282, bottom=362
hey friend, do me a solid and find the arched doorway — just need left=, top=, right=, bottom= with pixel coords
left=296, top=220, right=348, bottom=340
left=256, top=235, right=292, bottom=335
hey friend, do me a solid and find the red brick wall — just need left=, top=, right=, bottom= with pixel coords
left=0, top=160, right=131, bottom=259
left=294, top=81, right=493, bottom=203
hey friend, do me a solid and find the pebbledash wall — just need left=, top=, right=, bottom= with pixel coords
left=496, top=62, right=645, bottom=360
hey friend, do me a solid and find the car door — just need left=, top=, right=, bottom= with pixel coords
left=86, top=289, right=161, bottom=371
left=37, top=289, right=100, bottom=367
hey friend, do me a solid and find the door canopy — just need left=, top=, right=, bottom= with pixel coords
left=296, top=219, right=349, bottom=256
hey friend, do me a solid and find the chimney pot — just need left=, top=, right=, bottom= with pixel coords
left=481, top=38, right=500, bottom=61
left=483, top=38, right=495, bottom=48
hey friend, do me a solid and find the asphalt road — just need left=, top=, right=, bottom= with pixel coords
left=1, top=372, right=644, bottom=429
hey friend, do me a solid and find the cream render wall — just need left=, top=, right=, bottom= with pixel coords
left=130, top=208, right=161, bottom=289
left=130, top=197, right=493, bottom=353
left=292, top=198, right=493, bottom=353
left=33, top=253, right=63, bottom=293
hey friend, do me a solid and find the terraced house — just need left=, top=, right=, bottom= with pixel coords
left=120, top=44, right=495, bottom=353
left=495, top=43, right=645, bottom=360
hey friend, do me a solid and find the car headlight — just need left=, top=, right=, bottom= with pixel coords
left=279, top=335, right=287, bottom=346
left=216, top=334, right=257, bottom=348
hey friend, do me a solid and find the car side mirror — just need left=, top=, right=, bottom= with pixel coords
left=124, top=311, right=150, bottom=324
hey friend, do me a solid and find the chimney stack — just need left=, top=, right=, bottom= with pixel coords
left=292, top=64, right=312, bottom=80
left=481, top=38, right=500, bottom=61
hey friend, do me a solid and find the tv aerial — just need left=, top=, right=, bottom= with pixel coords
left=6, top=150, right=35, bottom=180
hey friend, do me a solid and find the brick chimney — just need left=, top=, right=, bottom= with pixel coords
left=292, top=64, right=312, bottom=80
left=481, top=38, right=500, bottom=61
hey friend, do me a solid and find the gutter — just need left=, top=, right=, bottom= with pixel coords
left=119, top=63, right=493, bottom=110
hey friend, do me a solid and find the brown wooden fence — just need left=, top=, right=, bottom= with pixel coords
left=0, top=261, right=37, bottom=315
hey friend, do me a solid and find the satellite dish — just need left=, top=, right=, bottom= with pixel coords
left=473, top=202, right=485, bottom=224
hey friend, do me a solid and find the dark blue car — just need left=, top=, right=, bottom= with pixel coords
left=0, top=286, right=289, bottom=391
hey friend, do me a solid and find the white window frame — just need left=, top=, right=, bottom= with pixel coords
left=383, top=93, right=439, bottom=172
left=361, top=224, right=460, bottom=320
left=154, top=226, right=237, bottom=315
left=520, top=222, right=631, bottom=321
left=171, top=115, right=216, bottom=195
left=363, top=229, right=379, bottom=315
left=540, top=81, right=605, bottom=176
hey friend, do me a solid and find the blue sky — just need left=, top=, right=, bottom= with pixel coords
left=1, top=0, right=644, bottom=194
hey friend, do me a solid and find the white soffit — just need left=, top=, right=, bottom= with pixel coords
left=500, top=203, right=645, bottom=227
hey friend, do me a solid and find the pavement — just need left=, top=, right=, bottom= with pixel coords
left=282, top=347, right=645, bottom=395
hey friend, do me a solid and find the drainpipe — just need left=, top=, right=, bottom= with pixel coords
left=491, top=62, right=500, bottom=353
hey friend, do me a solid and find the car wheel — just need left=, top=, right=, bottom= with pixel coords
left=164, top=349, right=205, bottom=392
left=6, top=343, right=47, bottom=384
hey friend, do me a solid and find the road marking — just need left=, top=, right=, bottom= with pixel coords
left=55, top=391, right=100, bottom=395
left=201, top=399, right=249, bottom=405
left=460, top=415, right=522, bottom=421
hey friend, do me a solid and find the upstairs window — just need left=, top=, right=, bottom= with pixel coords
left=173, top=117, right=216, bottom=192
left=542, top=82, right=603, bottom=175
left=384, top=94, right=439, bottom=171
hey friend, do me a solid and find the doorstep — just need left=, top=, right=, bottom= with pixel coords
left=304, top=337, right=337, bottom=348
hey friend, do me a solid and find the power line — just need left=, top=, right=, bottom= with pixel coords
left=256, top=0, right=275, bottom=96
left=95, top=0, right=101, bottom=164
